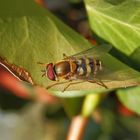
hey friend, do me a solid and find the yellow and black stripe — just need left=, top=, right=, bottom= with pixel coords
left=76, top=57, right=102, bottom=77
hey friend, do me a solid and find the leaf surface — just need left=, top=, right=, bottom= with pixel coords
left=85, top=0, right=140, bottom=56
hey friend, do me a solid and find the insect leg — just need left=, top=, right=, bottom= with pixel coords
left=46, top=81, right=72, bottom=89
left=62, top=81, right=86, bottom=92
left=97, top=80, right=108, bottom=89
left=88, top=79, right=108, bottom=89
left=63, top=53, right=69, bottom=59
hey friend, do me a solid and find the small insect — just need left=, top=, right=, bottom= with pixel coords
left=39, top=44, right=115, bottom=91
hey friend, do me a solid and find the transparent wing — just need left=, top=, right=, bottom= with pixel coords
left=69, top=44, right=112, bottom=59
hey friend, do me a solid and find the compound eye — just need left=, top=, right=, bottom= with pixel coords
left=47, top=63, right=56, bottom=81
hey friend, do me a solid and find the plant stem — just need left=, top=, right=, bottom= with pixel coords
left=66, top=115, right=88, bottom=140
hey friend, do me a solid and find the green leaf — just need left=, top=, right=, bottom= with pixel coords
left=85, top=0, right=140, bottom=56
left=130, top=46, right=140, bottom=70
left=0, top=0, right=140, bottom=97
left=0, top=0, right=46, bottom=16
left=117, top=86, right=140, bottom=115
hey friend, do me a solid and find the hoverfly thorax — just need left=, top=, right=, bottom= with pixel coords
left=54, top=61, right=71, bottom=77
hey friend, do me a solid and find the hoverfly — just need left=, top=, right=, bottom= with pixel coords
left=39, top=44, right=118, bottom=91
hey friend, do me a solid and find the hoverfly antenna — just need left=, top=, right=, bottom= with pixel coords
left=37, top=62, right=48, bottom=67
left=41, top=69, right=46, bottom=72
left=63, top=53, right=69, bottom=59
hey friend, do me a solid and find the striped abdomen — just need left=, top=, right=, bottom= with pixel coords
left=76, top=57, right=102, bottom=77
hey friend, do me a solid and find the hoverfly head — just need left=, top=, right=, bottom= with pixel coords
left=38, top=62, right=56, bottom=81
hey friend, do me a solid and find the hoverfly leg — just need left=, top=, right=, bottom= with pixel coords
left=42, top=73, right=46, bottom=77
left=97, top=80, right=108, bottom=89
left=88, top=79, right=108, bottom=89
left=62, top=81, right=86, bottom=92
left=46, top=81, right=71, bottom=90
left=63, top=53, right=69, bottom=59
left=46, top=82, right=59, bottom=89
